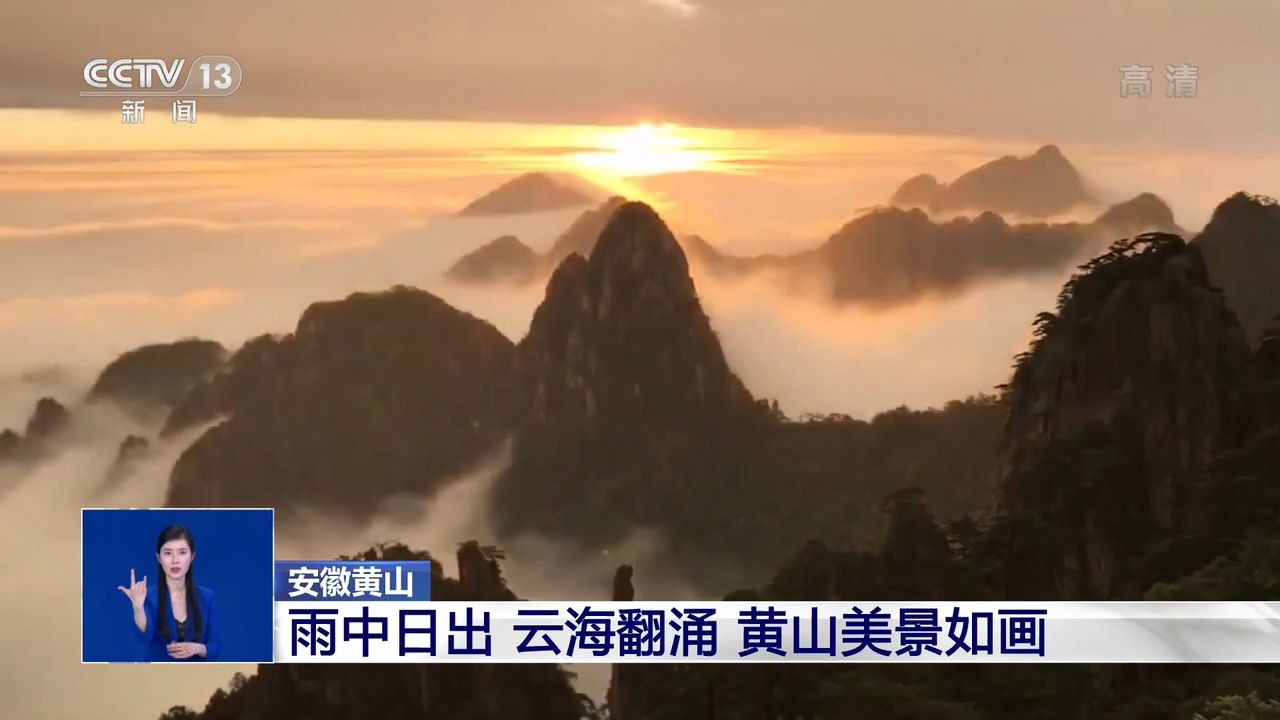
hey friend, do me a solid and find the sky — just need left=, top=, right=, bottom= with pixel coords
left=3, top=0, right=1280, bottom=150
left=1, top=2, right=1279, bottom=717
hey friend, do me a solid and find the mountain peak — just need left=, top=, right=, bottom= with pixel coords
left=514, top=201, right=751, bottom=430
left=164, top=286, right=517, bottom=516
left=498, top=202, right=758, bottom=547
left=26, top=397, right=70, bottom=440
left=586, top=201, right=694, bottom=301
left=520, top=202, right=705, bottom=339
left=1033, top=144, right=1065, bottom=160
left=890, top=144, right=1091, bottom=217
left=490, top=234, right=527, bottom=251
left=444, top=234, right=540, bottom=284
left=890, top=174, right=943, bottom=207
left=1091, top=192, right=1182, bottom=236
left=1207, top=191, right=1280, bottom=224
left=87, top=339, right=227, bottom=419
left=455, top=172, right=594, bottom=216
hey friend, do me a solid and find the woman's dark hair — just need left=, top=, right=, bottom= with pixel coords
left=154, top=524, right=203, bottom=642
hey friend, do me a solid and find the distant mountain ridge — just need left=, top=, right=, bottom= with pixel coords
left=447, top=191, right=1185, bottom=306
left=787, top=192, right=1182, bottom=305
left=890, top=144, right=1093, bottom=217
left=455, top=172, right=595, bottom=216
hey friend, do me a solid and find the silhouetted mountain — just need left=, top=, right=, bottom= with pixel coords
left=0, top=396, right=71, bottom=464
left=1195, top=192, right=1280, bottom=344
left=0, top=429, right=20, bottom=462
left=163, top=287, right=516, bottom=516
left=1092, top=192, right=1184, bottom=236
left=156, top=542, right=589, bottom=720
left=455, top=172, right=593, bottom=216
left=25, top=396, right=69, bottom=439
left=493, top=201, right=766, bottom=559
left=93, top=435, right=152, bottom=497
left=444, top=197, right=627, bottom=284
left=682, top=234, right=788, bottom=274
left=88, top=339, right=227, bottom=419
left=443, top=235, right=541, bottom=284
left=770, top=194, right=1180, bottom=305
left=802, top=208, right=1084, bottom=304
left=890, top=144, right=1093, bottom=216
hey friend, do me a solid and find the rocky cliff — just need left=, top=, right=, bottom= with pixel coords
left=494, top=201, right=765, bottom=555
left=999, top=233, right=1260, bottom=597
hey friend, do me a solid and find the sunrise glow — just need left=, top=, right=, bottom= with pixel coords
left=571, top=123, right=723, bottom=177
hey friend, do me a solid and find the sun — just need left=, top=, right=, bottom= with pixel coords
left=571, top=122, right=721, bottom=177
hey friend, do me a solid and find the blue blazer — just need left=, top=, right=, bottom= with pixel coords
left=133, top=584, right=222, bottom=661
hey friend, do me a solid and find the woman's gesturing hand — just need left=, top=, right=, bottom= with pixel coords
left=116, top=568, right=146, bottom=609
